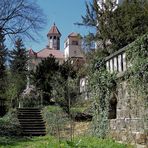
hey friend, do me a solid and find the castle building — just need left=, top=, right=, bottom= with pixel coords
left=64, top=32, right=83, bottom=60
left=28, top=23, right=84, bottom=71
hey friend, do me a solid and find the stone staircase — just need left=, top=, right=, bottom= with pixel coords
left=18, top=108, right=46, bottom=136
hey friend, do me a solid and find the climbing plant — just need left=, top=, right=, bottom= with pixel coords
left=126, top=33, right=148, bottom=98
left=89, top=33, right=148, bottom=139
left=88, top=58, right=116, bottom=138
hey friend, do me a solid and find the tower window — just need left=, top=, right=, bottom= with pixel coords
left=72, top=41, right=78, bottom=45
left=74, top=50, right=77, bottom=55
left=54, top=36, right=56, bottom=39
left=65, top=42, right=68, bottom=48
left=57, top=37, right=59, bottom=40
left=50, top=36, right=52, bottom=39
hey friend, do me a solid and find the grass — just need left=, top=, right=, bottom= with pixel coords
left=0, top=136, right=132, bottom=148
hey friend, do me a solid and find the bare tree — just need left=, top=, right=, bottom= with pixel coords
left=0, top=0, right=46, bottom=40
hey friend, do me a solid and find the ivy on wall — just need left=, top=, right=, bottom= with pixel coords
left=126, top=33, right=148, bottom=98
left=88, top=59, right=116, bottom=138
left=89, top=33, right=148, bottom=138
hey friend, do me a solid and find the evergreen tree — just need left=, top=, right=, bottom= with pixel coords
left=0, top=28, right=7, bottom=97
left=79, top=0, right=148, bottom=53
left=33, top=55, right=59, bottom=104
left=9, top=38, right=28, bottom=103
left=10, top=38, right=27, bottom=75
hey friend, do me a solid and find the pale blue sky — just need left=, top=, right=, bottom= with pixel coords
left=26, top=0, right=93, bottom=52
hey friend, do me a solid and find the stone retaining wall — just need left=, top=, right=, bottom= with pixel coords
left=109, top=80, right=147, bottom=147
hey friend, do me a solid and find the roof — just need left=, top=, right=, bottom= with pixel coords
left=47, top=23, right=61, bottom=36
left=64, top=32, right=81, bottom=42
left=37, top=48, right=64, bottom=59
left=68, top=32, right=79, bottom=37
left=28, top=48, right=37, bottom=57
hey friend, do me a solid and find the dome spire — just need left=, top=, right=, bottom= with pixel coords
left=47, top=23, right=61, bottom=50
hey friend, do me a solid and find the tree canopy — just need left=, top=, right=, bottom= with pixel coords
left=0, top=0, right=45, bottom=40
left=9, top=38, right=27, bottom=74
left=0, top=29, right=7, bottom=98
left=80, top=0, right=148, bottom=54
left=33, top=55, right=60, bottom=104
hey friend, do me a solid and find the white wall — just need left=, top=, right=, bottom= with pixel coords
left=64, top=37, right=83, bottom=60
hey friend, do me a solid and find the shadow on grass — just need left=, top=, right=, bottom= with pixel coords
left=0, top=136, right=32, bottom=147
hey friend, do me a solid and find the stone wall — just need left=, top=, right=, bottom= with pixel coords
left=105, top=46, right=148, bottom=147
left=109, top=80, right=147, bottom=147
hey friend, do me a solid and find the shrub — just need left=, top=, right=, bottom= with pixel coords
left=0, top=108, right=22, bottom=136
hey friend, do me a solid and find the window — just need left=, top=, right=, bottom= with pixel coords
left=72, top=40, right=78, bottom=45
left=65, top=42, right=68, bottom=48
left=74, top=50, right=77, bottom=55
left=108, top=93, right=117, bottom=119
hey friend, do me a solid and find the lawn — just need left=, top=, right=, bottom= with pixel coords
left=0, top=136, right=132, bottom=148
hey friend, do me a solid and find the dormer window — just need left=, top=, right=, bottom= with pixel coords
left=72, top=40, right=78, bottom=45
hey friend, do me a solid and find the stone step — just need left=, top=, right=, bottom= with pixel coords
left=18, top=116, right=42, bottom=119
left=18, top=108, right=40, bottom=111
left=22, top=126, right=45, bottom=129
left=17, top=108, right=46, bottom=136
left=22, top=129, right=46, bottom=132
left=19, top=121, right=45, bottom=125
left=18, top=111, right=41, bottom=114
left=19, top=118, right=44, bottom=121
left=23, top=131, right=46, bottom=136
left=21, top=125, right=45, bottom=128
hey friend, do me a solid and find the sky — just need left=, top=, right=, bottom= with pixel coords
left=25, top=0, right=93, bottom=52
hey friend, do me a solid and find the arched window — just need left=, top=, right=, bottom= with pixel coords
left=72, top=40, right=78, bottom=45
left=108, top=93, right=117, bottom=119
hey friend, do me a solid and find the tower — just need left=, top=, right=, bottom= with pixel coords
left=47, top=23, right=61, bottom=50
left=64, top=32, right=83, bottom=60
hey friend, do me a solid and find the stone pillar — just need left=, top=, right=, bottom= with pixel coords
left=106, top=61, right=110, bottom=71
left=110, top=59, right=113, bottom=73
left=122, top=53, right=126, bottom=71
left=114, top=57, right=118, bottom=72
left=118, top=54, right=122, bottom=72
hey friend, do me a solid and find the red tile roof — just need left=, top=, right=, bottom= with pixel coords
left=37, top=48, right=64, bottom=59
left=47, top=23, right=61, bottom=36
left=68, top=32, right=79, bottom=37
left=28, top=48, right=37, bottom=57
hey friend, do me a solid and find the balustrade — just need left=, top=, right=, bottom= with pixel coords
left=105, top=48, right=127, bottom=76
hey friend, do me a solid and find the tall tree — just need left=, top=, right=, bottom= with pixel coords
left=33, top=55, right=60, bottom=104
left=9, top=38, right=27, bottom=104
left=10, top=38, right=27, bottom=74
left=0, top=0, right=45, bottom=40
left=79, top=0, right=148, bottom=53
left=0, top=29, right=7, bottom=98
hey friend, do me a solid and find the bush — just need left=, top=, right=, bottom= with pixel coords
left=0, top=108, right=22, bottom=136
left=42, top=105, right=69, bottom=136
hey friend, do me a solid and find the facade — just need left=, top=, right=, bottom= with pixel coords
left=64, top=32, right=83, bottom=60
left=47, top=23, right=61, bottom=50
left=105, top=44, right=147, bottom=147
left=29, top=24, right=84, bottom=69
